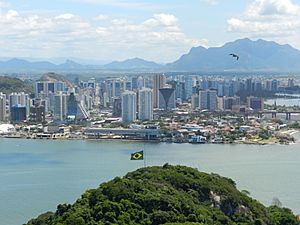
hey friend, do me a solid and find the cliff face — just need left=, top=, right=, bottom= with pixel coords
left=26, top=165, right=299, bottom=225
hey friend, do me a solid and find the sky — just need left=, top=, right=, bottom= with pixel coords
left=1, top=0, right=300, bottom=63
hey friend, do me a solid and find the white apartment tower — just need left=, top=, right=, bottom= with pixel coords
left=0, top=93, right=6, bottom=121
left=122, top=91, right=137, bottom=123
left=53, top=92, right=68, bottom=121
left=138, top=88, right=153, bottom=121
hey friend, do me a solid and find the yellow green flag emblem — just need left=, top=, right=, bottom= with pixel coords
left=131, top=151, right=144, bottom=160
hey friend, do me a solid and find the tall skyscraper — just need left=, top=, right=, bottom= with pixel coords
left=223, top=96, right=240, bottom=111
left=54, top=92, right=67, bottom=121
left=184, top=76, right=194, bottom=100
left=138, top=88, right=153, bottom=121
left=112, top=97, right=122, bottom=117
left=35, top=81, right=66, bottom=97
left=199, top=89, right=217, bottom=111
left=29, top=99, right=46, bottom=123
left=9, top=92, right=30, bottom=118
left=153, top=74, right=166, bottom=108
left=0, top=93, right=6, bottom=121
left=158, top=88, right=176, bottom=110
left=247, top=97, right=264, bottom=111
left=10, top=104, right=27, bottom=123
left=122, top=91, right=137, bottom=123
left=191, top=94, right=199, bottom=110
left=288, top=79, right=294, bottom=88
left=271, top=79, right=278, bottom=92
left=67, top=93, right=78, bottom=120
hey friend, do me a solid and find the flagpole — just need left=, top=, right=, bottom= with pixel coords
left=143, top=142, right=146, bottom=168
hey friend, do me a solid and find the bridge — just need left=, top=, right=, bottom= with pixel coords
left=257, top=110, right=300, bottom=120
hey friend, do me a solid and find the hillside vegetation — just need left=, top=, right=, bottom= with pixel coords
left=25, top=165, right=299, bottom=225
left=40, top=72, right=74, bottom=88
left=0, top=76, right=33, bottom=94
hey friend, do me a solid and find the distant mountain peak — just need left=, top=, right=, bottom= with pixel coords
left=1, top=38, right=300, bottom=73
left=103, top=57, right=163, bottom=71
left=168, top=38, right=300, bottom=72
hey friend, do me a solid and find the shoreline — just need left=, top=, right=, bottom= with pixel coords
left=0, top=134, right=297, bottom=146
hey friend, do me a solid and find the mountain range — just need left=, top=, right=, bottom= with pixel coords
left=2, top=38, right=300, bottom=73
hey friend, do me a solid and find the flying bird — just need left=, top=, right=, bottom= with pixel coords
left=229, top=53, right=239, bottom=61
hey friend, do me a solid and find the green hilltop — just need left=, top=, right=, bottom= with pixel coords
left=0, top=76, right=33, bottom=95
left=25, top=165, right=299, bottom=225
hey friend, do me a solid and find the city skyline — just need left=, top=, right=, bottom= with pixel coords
left=1, top=0, right=300, bottom=62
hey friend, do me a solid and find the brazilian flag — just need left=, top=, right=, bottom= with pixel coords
left=131, top=150, right=144, bottom=160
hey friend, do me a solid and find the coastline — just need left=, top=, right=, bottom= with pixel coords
left=1, top=130, right=298, bottom=146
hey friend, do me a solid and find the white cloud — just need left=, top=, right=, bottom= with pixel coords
left=55, top=13, right=75, bottom=20
left=93, top=14, right=109, bottom=21
left=0, top=6, right=206, bottom=62
left=228, top=0, right=300, bottom=37
left=0, top=1, right=9, bottom=8
left=69, top=0, right=159, bottom=10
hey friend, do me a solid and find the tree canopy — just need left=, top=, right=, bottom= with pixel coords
left=25, top=165, right=299, bottom=225
left=0, top=76, right=33, bottom=94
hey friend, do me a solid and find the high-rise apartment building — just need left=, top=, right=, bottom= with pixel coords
left=199, top=89, right=217, bottom=111
left=184, top=76, right=194, bottom=100
left=9, top=92, right=30, bottom=118
left=122, top=91, right=137, bottom=123
left=247, top=96, right=264, bottom=111
left=53, top=92, right=68, bottom=121
left=0, top=93, right=7, bottom=121
left=138, top=88, right=153, bottom=121
left=153, top=74, right=166, bottom=108
left=35, top=81, right=66, bottom=97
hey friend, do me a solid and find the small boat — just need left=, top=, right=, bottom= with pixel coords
left=189, top=135, right=207, bottom=144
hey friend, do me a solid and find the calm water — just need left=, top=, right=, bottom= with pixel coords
left=1, top=138, right=300, bottom=225
left=266, top=98, right=300, bottom=107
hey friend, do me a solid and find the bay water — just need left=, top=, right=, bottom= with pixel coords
left=1, top=138, right=300, bottom=225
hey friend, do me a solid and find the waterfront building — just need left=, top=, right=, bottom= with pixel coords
left=158, top=88, right=176, bottom=110
left=0, top=93, right=7, bottom=121
left=138, top=88, right=153, bottom=121
left=67, top=93, right=78, bottom=121
left=153, top=74, right=166, bottom=108
left=199, top=89, right=217, bottom=111
left=53, top=92, right=68, bottom=121
left=29, top=99, right=46, bottom=123
left=122, top=91, right=137, bottom=123
left=247, top=96, right=264, bottom=111
left=9, top=92, right=30, bottom=118
left=10, top=104, right=27, bottom=122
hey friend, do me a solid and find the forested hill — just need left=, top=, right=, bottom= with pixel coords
left=0, top=76, right=33, bottom=94
left=25, top=165, right=299, bottom=225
